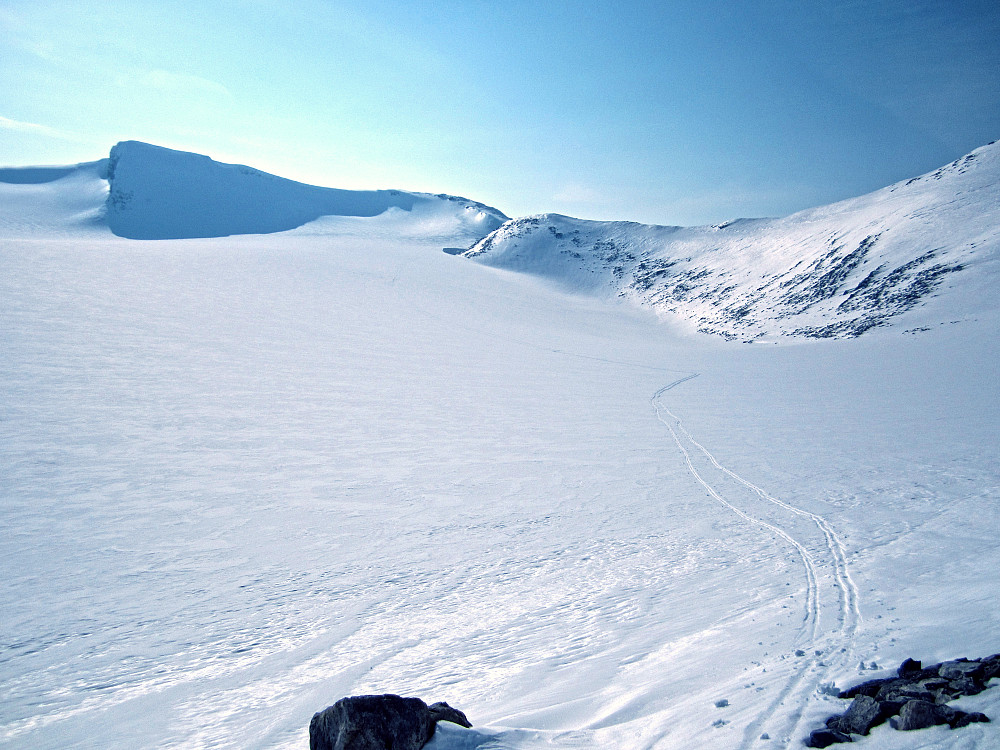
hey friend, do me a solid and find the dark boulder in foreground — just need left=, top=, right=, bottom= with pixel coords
left=309, top=694, right=471, bottom=750
left=805, top=727, right=854, bottom=747
left=805, top=653, right=997, bottom=746
left=825, top=694, right=882, bottom=736
left=890, top=699, right=990, bottom=731
left=427, top=701, right=473, bottom=729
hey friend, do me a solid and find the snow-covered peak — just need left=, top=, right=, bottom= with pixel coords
left=0, top=141, right=507, bottom=242
left=463, top=141, right=1000, bottom=340
left=105, top=140, right=507, bottom=240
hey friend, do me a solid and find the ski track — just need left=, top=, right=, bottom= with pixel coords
left=651, top=375, right=861, bottom=748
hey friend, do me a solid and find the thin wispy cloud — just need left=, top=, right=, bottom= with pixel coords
left=553, top=182, right=603, bottom=204
left=2, top=1, right=998, bottom=224
left=141, top=70, right=234, bottom=100
left=0, top=115, right=81, bottom=142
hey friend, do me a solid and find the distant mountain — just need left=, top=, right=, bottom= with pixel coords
left=104, top=141, right=508, bottom=240
left=462, top=141, right=1000, bottom=340
left=0, top=141, right=508, bottom=242
left=4, top=140, right=998, bottom=340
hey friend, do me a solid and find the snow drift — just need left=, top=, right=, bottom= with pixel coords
left=462, top=141, right=1000, bottom=340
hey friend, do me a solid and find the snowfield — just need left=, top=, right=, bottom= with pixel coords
left=1, top=143, right=998, bottom=749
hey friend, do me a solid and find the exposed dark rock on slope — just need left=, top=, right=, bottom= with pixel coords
left=462, top=141, right=1000, bottom=340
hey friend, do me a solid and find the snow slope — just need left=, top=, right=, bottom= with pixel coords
left=463, top=141, right=1000, bottom=340
left=0, top=160, right=110, bottom=237
left=1, top=143, right=999, bottom=750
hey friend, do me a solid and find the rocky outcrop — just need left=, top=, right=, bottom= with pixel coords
left=309, top=694, right=471, bottom=750
left=805, top=654, right=997, bottom=747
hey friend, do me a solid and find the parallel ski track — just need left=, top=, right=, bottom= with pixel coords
left=651, top=375, right=861, bottom=748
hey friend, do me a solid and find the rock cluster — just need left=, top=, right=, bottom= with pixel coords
left=309, top=694, right=472, bottom=750
left=806, top=654, right=999, bottom=747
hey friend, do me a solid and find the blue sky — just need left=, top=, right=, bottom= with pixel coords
left=1, top=0, right=998, bottom=225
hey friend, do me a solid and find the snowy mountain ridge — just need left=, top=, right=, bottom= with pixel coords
left=463, top=141, right=1000, bottom=340
left=104, top=141, right=509, bottom=240
left=0, top=141, right=508, bottom=242
left=3, top=139, right=998, bottom=339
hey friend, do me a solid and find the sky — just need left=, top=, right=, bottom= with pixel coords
left=1, top=0, right=998, bottom=226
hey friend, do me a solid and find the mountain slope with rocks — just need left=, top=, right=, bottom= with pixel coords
left=462, top=141, right=1000, bottom=340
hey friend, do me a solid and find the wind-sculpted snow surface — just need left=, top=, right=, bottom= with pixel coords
left=464, top=141, right=1000, bottom=340
left=104, top=141, right=507, bottom=240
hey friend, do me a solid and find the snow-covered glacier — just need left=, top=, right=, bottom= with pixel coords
left=1, top=142, right=998, bottom=750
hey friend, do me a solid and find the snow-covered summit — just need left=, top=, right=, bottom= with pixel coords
left=0, top=141, right=508, bottom=242
left=105, top=141, right=508, bottom=240
left=463, top=141, right=1000, bottom=340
